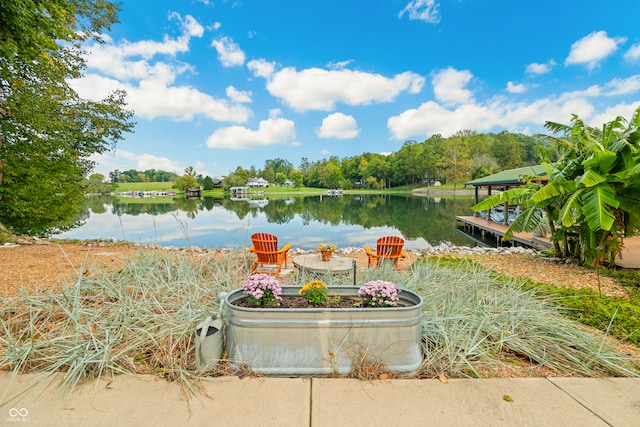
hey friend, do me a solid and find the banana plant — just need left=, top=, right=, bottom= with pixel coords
left=473, top=106, right=640, bottom=267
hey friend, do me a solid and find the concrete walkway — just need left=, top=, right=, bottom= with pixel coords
left=1, top=373, right=639, bottom=426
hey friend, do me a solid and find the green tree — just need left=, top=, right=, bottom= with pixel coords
left=290, top=170, right=304, bottom=189
left=275, top=172, right=286, bottom=186
left=222, top=167, right=249, bottom=190
left=318, top=158, right=344, bottom=189
left=394, top=141, right=426, bottom=187
left=438, top=137, right=472, bottom=190
left=173, top=175, right=199, bottom=192
left=491, top=132, right=524, bottom=169
left=0, top=0, right=134, bottom=234
left=202, top=176, right=215, bottom=190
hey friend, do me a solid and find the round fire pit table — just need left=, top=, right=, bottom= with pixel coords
left=292, top=253, right=357, bottom=286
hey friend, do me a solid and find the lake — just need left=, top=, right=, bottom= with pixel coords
left=57, top=194, right=478, bottom=250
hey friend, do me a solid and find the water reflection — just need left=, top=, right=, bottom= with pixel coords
left=58, top=194, right=477, bottom=250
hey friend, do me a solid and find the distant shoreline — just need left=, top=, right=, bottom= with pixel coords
left=411, top=187, right=488, bottom=197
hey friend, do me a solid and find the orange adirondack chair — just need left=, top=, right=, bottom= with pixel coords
left=248, top=232, right=292, bottom=277
left=363, top=236, right=408, bottom=270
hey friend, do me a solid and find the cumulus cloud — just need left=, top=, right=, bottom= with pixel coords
left=600, top=75, right=640, bottom=96
left=70, top=14, right=251, bottom=123
left=206, top=118, right=296, bottom=149
left=247, top=59, right=276, bottom=78
left=212, top=36, right=246, bottom=67
left=317, top=113, right=359, bottom=139
left=258, top=66, right=424, bottom=112
left=525, top=60, right=556, bottom=75
left=226, top=86, right=252, bottom=103
left=624, top=43, right=640, bottom=62
left=385, top=74, right=640, bottom=139
left=588, top=102, right=640, bottom=127
left=432, top=67, right=474, bottom=105
left=565, top=31, right=626, bottom=69
left=506, top=81, right=528, bottom=94
left=399, top=0, right=441, bottom=24
left=71, top=74, right=252, bottom=123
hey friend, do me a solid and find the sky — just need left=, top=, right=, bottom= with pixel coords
left=72, top=0, right=640, bottom=179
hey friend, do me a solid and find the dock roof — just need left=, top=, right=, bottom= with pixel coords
left=465, top=165, right=547, bottom=187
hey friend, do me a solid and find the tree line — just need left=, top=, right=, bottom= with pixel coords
left=222, top=130, right=547, bottom=191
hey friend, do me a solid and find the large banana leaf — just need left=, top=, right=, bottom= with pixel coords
left=471, top=187, right=531, bottom=212
left=581, top=150, right=617, bottom=175
left=531, top=181, right=573, bottom=204
left=581, top=183, right=619, bottom=231
left=578, top=169, right=606, bottom=188
left=558, top=189, right=584, bottom=227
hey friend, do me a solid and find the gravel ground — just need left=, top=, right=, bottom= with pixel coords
left=0, top=239, right=628, bottom=298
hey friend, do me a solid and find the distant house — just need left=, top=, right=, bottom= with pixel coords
left=212, top=176, right=224, bottom=189
left=247, top=177, right=268, bottom=188
left=283, top=179, right=294, bottom=187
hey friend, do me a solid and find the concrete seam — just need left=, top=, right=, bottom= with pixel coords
left=309, top=377, right=313, bottom=427
left=544, top=377, right=614, bottom=427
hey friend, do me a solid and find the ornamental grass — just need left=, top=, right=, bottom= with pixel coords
left=0, top=249, right=637, bottom=398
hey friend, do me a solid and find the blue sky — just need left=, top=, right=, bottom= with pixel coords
left=72, top=0, right=640, bottom=179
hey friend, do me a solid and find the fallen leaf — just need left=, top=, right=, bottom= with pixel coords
left=503, top=394, right=514, bottom=402
left=438, top=373, right=448, bottom=383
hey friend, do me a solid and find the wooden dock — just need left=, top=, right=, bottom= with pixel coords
left=456, top=216, right=552, bottom=250
left=457, top=215, right=640, bottom=269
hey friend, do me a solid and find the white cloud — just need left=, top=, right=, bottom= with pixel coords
left=226, top=86, right=252, bottom=103
left=432, top=67, right=474, bottom=105
left=317, top=113, right=359, bottom=139
left=212, top=36, right=246, bottom=67
left=399, top=0, right=441, bottom=24
left=624, top=43, right=640, bottom=62
left=565, top=31, right=626, bottom=70
left=71, top=74, right=252, bottom=122
left=506, top=81, right=528, bottom=94
left=172, top=13, right=205, bottom=38
left=386, top=85, right=614, bottom=139
left=327, top=60, right=353, bottom=70
left=247, top=59, right=276, bottom=78
left=71, top=15, right=252, bottom=123
left=601, top=75, right=640, bottom=96
left=525, top=60, right=556, bottom=75
left=268, top=108, right=283, bottom=118
left=206, top=118, right=296, bottom=149
left=588, top=102, right=640, bottom=128
left=261, top=66, right=424, bottom=112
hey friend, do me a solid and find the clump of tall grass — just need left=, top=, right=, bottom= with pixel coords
left=400, top=258, right=638, bottom=378
left=0, top=249, right=247, bottom=397
left=1, top=250, right=637, bottom=400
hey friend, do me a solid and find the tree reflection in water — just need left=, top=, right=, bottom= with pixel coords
left=57, top=194, right=477, bottom=250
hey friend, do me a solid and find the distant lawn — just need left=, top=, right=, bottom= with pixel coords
left=115, top=182, right=176, bottom=192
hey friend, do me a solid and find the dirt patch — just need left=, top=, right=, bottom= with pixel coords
left=468, top=253, right=629, bottom=298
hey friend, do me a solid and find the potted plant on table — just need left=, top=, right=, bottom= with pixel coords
left=316, top=242, right=338, bottom=261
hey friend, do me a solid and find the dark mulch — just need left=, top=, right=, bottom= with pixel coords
left=233, top=295, right=363, bottom=309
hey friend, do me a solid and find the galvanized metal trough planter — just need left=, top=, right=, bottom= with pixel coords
left=221, top=286, right=424, bottom=376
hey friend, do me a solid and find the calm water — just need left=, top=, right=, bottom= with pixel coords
left=57, top=194, right=477, bottom=250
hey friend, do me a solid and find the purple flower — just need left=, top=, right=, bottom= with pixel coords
left=242, top=274, right=282, bottom=307
left=358, top=280, right=400, bottom=307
